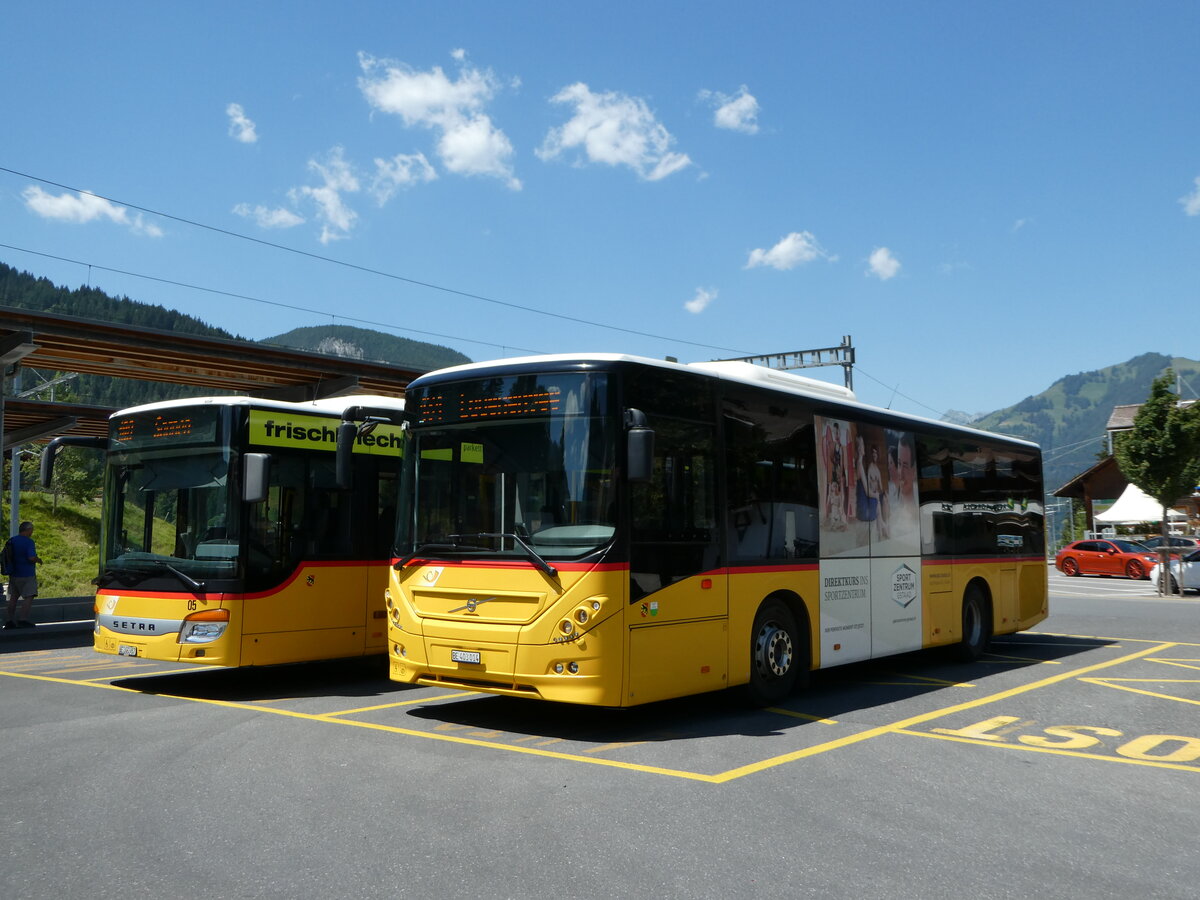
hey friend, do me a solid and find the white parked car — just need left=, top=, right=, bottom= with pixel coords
left=1150, top=548, right=1200, bottom=594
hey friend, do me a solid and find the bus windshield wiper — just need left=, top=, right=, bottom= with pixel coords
left=393, top=540, right=492, bottom=570
left=451, top=532, right=558, bottom=578
left=93, top=562, right=205, bottom=593
left=160, top=563, right=206, bottom=594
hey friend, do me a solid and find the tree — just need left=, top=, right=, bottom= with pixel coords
left=1115, top=370, right=1200, bottom=594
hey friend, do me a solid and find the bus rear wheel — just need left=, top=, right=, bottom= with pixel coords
left=746, top=599, right=801, bottom=706
left=953, top=586, right=991, bottom=663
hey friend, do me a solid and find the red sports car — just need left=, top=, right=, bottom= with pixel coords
left=1055, top=539, right=1159, bottom=580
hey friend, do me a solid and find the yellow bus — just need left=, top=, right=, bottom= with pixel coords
left=385, top=354, right=1047, bottom=706
left=45, top=394, right=405, bottom=666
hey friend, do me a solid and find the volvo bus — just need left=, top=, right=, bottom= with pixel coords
left=383, top=353, right=1046, bottom=707
left=44, top=394, right=404, bottom=666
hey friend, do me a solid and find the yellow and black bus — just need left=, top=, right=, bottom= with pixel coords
left=385, top=353, right=1046, bottom=706
left=46, top=395, right=404, bottom=666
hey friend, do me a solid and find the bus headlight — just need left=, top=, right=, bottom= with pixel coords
left=560, top=620, right=575, bottom=636
left=179, top=609, right=230, bottom=644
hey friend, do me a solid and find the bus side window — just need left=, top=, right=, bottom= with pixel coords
left=720, top=410, right=816, bottom=564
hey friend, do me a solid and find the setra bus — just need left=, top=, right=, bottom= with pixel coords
left=384, top=353, right=1047, bottom=707
left=44, top=394, right=405, bottom=666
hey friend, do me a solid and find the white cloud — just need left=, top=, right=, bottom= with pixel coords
left=288, top=147, right=360, bottom=244
left=538, top=83, right=692, bottom=181
left=1181, top=177, right=1200, bottom=216
left=745, top=231, right=834, bottom=270
left=684, top=287, right=717, bottom=314
left=867, top=246, right=901, bottom=280
left=699, top=86, right=760, bottom=134
left=358, top=51, right=520, bottom=189
left=371, top=152, right=437, bottom=204
left=226, top=102, right=258, bottom=143
left=1011, top=217, right=1031, bottom=232
left=22, top=185, right=162, bottom=237
left=232, top=203, right=305, bottom=229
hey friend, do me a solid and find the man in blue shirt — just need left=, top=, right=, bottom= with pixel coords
left=4, top=521, right=43, bottom=629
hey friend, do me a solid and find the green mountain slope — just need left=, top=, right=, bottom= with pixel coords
left=969, top=353, right=1200, bottom=491
left=262, top=324, right=470, bottom=372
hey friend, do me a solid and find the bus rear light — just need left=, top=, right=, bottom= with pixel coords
left=179, top=608, right=230, bottom=644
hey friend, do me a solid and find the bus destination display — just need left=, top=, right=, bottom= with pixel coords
left=110, top=407, right=220, bottom=451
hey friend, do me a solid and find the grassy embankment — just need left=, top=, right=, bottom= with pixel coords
left=1, top=492, right=101, bottom=598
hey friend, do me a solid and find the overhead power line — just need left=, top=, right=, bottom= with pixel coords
left=0, top=242, right=543, bottom=355
left=0, top=165, right=752, bottom=356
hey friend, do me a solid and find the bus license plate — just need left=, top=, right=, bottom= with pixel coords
left=118, top=645, right=138, bottom=657
left=450, top=649, right=481, bottom=665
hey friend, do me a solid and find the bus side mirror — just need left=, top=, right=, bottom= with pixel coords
left=243, top=453, right=271, bottom=503
left=625, top=408, right=655, bottom=484
left=335, top=422, right=358, bottom=489
left=39, top=435, right=106, bottom=489
left=40, top=441, right=62, bottom=489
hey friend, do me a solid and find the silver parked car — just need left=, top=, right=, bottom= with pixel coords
left=1150, top=549, right=1200, bottom=593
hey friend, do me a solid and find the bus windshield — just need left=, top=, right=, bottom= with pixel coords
left=400, top=372, right=616, bottom=561
left=101, top=449, right=239, bottom=585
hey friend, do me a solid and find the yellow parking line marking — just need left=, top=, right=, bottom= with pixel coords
left=0, top=656, right=96, bottom=670
left=584, top=742, right=647, bottom=754
left=1147, top=658, right=1200, bottom=673
left=0, top=640, right=1178, bottom=784
left=0, top=669, right=719, bottom=782
left=535, top=738, right=564, bottom=747
left=79, top=667, right=193, bottom=681
left=42, top=662, right=145, bottom=675
left=1078, top=678, right=1200, bottom=707
left=324, top=693, right=470, bottom=716
left=767, top=708, right=838, bottom=724
left=983, top=653, right=1061, bottom=664
left=895, top=728, right=1200, bottom=774
left=708, top=642, right=1173, bottom=783
left=880, top=672, right=975, bottom=686
left=1033, top=631, right=1200, bottom=647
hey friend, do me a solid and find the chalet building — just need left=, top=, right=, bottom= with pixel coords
left=1054, top=401, right=1198, bottom=536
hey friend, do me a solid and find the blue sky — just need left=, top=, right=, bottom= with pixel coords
left=4, top=1, right=1200, bottom=420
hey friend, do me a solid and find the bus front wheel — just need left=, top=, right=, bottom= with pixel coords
left=746, top=599, right=801, bottom=706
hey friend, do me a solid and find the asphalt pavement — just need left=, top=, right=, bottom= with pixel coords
left=2, top=575, right=1198, bottom=899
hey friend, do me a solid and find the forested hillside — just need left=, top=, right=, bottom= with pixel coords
left=263, top=324, right=470, bottom=370
left=1, top=261, right=239, bottom=408
left=971, top=353, right=1200, bottom=491
left=0, top=262, right=470, bottom=408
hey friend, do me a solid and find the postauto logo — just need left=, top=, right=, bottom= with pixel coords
left=248, top=410, right=403, bottom=456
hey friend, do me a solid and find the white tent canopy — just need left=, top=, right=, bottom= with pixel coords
left=1094, top=483, right=1187, bottom=524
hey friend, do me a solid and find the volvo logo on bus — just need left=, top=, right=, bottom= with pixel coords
left=451, top=596, right=496, bottom=613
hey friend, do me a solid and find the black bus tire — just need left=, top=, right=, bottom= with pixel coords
left=745, top=599, right=801, bottom=706
left=953, top=585, right=991, bottom=662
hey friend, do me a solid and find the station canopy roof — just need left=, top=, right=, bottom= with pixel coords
left=1, top=305, right=423, bottom=451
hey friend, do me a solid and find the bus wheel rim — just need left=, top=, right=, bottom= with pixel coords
left=756, top=623, right=793, bottom=678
